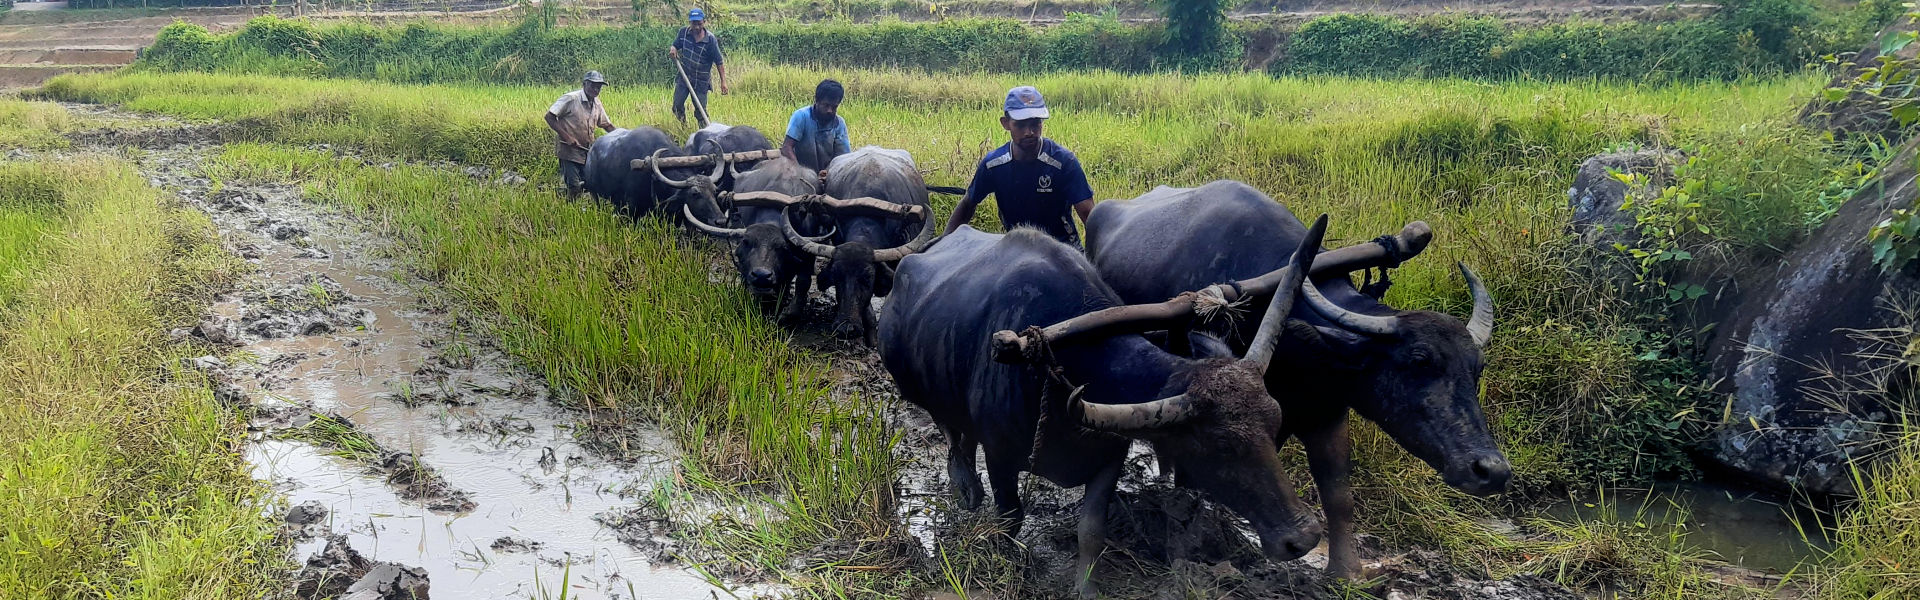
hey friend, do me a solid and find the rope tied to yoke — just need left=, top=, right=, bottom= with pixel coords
left=1359, top=233, right=1409, bottom=300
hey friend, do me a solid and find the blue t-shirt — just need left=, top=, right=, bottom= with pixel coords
left=965, top=139, right=1094, bottom=246
left=784, top=106, right=851, bottom=172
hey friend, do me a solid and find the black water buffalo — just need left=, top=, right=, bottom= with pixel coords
left=1085, top=180, right=1506, bottom=578
left=683, top=157, right=836, bottom=320
left=781, top=146, right=935, bottom=345
left=583, top=124, right=771, bottom=222
left=878, top=219, right=1330, bottom=599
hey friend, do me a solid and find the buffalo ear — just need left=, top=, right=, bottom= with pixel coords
left=873, top=263, right=897, bottom=298
left=1281, top=320, right=1364, bottom=361
left=1187, top=330, right=1236, bottom=359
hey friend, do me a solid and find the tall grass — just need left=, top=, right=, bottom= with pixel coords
left=0, top=155, right=279, bottom=598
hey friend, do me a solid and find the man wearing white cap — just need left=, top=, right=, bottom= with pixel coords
left=545, top=70, right=618, bottom=199
left=942, top=85, right=1095, bottom=248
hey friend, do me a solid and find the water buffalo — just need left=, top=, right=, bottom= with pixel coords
left=878, top=217, right=1331, bottom=599
left=583, top=124, right=771, bottom=223
left=682, top=157, right=836, bottom=320
left=780, top=146, right=935, bottom=345
left=1085, top=180, right=1507, bottom=578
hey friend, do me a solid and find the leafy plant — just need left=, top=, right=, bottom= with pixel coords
left=1610, top=160, right=1715, bottom=304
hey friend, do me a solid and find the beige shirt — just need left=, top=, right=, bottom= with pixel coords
left=549, top=90, right=612, bottom=164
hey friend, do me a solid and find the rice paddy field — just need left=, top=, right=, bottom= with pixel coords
left=4, top=3, right=1920, bottom=599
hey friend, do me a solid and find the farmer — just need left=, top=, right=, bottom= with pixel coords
left=780, top=79, right=851, bottom=179
left=941, top=85, right=1095, bottom=248
left=667, top=8, right=729, bottom=128
left=545, top=70, right=618, bottom=200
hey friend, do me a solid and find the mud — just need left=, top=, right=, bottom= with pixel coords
left=62, top=106, right=766, bottom=600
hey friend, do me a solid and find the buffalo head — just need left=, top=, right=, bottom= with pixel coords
left=1006, top=214, right=1338, bottom=563
left=1298, top=264, right=1509, bottom=495
left=784, top=206, right=936, bottom=346
left=684, top=204, right=833, bottom=308
left=651, top=140, right=729, bottom=227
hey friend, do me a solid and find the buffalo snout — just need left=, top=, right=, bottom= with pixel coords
left=1446, top=451, right=1512, bottom=496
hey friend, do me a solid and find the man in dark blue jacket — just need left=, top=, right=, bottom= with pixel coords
left=667, top=8, right=729, bottom=127
left=942, top=85, right=1095, bottom=248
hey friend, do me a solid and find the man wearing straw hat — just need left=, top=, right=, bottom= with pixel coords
left=545, top=70, right=619, bottom=200
left=667, top=8, right=729, bottom=128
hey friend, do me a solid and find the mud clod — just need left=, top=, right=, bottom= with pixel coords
left=489, top=537, right=544, bottom=553
left=194, top=315, right=240, bottom=345
left=296, top=535, right=373, bottom=600
left=342, top=563, right=431, bottom=600
left=377, top=451, right=477, bottom=514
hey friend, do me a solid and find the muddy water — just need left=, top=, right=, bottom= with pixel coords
left=97, top=131, right=765, bottom=599
left=1543, top=481, right=1834, bottom=573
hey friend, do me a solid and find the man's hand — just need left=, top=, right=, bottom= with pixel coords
left=719, top=82, right=731, bottom=95
left=817, top=170, right=829, bottom=186
left=669, top=47, right=680, bottom=59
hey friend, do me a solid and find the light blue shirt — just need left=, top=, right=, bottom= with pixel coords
left=785, top=106, right=851, bottom=172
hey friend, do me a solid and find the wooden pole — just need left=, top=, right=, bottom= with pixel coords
left=630, top=148, right=780, bottom=171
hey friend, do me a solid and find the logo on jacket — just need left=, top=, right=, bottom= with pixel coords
left=1037, top=174, right=1053, bottom=193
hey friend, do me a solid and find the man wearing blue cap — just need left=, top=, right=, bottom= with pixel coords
left=942, top=85, right=1095, bottom=248
left=667, top=8, right=728, bottom=128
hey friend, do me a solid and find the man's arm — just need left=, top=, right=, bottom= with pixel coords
left=943, top=194, right=981, bottom=237
left=781, top=136, right=800, bottom=164
left=668, top=27, right=684, bottom=59
left=544, top=112, right=579, bottom=148
left=713, top=37, right=729, bottom=94
left=1073, top=198, right=1096, bottom=224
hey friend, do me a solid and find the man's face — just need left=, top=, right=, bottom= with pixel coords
left=813, top=100, right=840, bottom=124
left=584, top=81, right=604, bottom=99
left=689, top=19, right=705, bottom=35
left=1001, top=116, right=1044, bottom=155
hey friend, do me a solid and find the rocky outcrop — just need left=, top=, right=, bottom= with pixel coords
left=1706, top=139, right=1920, bottom=496
left=1566, top=148, right=1681, bottom=253
left=1801, top=16, right=1920, bottom=144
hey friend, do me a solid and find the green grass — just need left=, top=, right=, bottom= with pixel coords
left=0, top=155, right=278, bottom=598
left=26, top=64, right=1862, bottom=596
left=0, top=97, right=80, bottom=151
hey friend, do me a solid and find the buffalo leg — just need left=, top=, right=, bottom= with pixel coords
left=1073, top=460, right=1122, bottom=600
left=779, top=273, right=809, bottom=324
left=941, top=423, right=983, bottom=510
left=1301, top=415, right=1358, bottom=578
left=985, top=455, right=1025, bottom=535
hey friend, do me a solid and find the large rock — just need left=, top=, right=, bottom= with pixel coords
left=1801, top=15, right=1920, bottom=143
left=1707, top=138, right=1920, bottom=496
left=1566, top=149, right=1681, bottom=252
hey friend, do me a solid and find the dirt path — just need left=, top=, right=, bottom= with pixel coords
left=52, top=104, right=770, bottom=600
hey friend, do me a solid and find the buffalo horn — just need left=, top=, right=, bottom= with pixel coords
left=1244, top=214, right=1327, bottom=373
left=870, top=207, right=937, bottom=263
left=1077, top=389, right=1198, bottom=433
left=701, top=139, right=727, bottom=181
left=682, top=203, right=744, bottom=240
left=1460, top=263, right=1494, bottom=349
left=650, top=148, right=692, bottom=188
left=1302, top=277, right=1399, bottom=336
left=780, top=206, right=839, bottom=258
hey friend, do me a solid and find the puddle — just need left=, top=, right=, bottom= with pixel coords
left=1542, top=481, right=1835, bottom=574
left=75, top=119, right=768, bottom=599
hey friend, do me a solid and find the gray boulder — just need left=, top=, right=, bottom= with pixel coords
left=1707, top=138, right=1920, bottom=496
left=1801, top=16, right=1920, bottom=144
left=1567, top=149, right=1681, bottom=252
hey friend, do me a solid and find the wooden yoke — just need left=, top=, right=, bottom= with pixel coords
left=630, top=149, right=781, bottom=171
left=730, top=191, right=927, bottom=220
